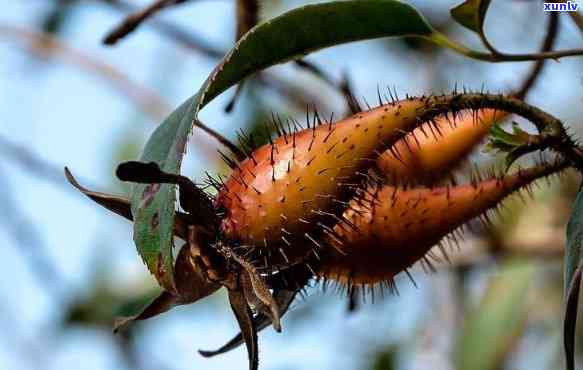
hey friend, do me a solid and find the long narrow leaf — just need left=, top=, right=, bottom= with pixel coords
left=564, top=188, right=583, bottom=370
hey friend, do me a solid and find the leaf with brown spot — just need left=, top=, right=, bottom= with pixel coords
left=117, top=161, right=216, bottom=226
left=199, top=288, right=297, bottom=358
left=66, top=166, right=191, bottom=241
left=65, top=167, right=133, bottom=221
left=113, top=291, right=177, bottom=333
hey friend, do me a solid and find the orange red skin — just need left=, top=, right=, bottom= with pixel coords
left=317, top=164, right=561, bottom=285
left=377, top=109, right=506, bottom=184
left=216, top=98, right=445, bottom=264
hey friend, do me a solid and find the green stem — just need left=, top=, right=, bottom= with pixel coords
left=429, top=31, right=583, bottom=63
left=414, top=93, right=583, bottom=169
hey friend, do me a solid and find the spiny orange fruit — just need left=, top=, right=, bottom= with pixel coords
left=216, top=97, right=452, bottom=269
left=317, top=161, right=565, bottom=286
left=377, top=109, right=507, bottom=184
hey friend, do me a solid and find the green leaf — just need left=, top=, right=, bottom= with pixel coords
left=566, top=188, right=583, bottom=301
left=456, top=261, right=534, bottom=370
left=485, top=122, right=535, bottom=170
left=564, top=186, right=583, bottom=370
left=450, top=0, right=492, bottom=34
left=130, top=0, right=437, bottom=289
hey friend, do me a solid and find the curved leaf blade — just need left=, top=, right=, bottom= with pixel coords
left=564, top=187, right=583, bottom=370
left=200, top=0, right=434, bottom=106
left=131, top=0, right=436, bottom=289
left=456, top=261, right=533, bottom=370
left=450, top=0, right=492, bottom=34
left=131, top=96, right=196, bottom=291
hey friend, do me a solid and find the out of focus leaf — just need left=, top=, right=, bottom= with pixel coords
left=42, top=0, right=77, bottom=35
left=564, top=187, right=583, bottom=370
left=456, top=261, right=534, bottom=370
left=450, top=0, right=492, bottom=34
left=370, top=347, right=397, bottom=370
left=65, top=281, right=160, bottom=329
left=130, top=0, right=438, bottom=290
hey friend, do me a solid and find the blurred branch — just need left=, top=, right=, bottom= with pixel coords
left=193, top=120, right=246, bottom=161
left=0, top=23, right=171, bottom=120
left=515, top=12, right=559, bottom=100
left=98, top=0, right=224, bottom=58
left=0, top=134, right=99, bottom=195
left=97, top=0, right=340, bottom=114
left=294, top=59, right=360, bottom=116
left=235, top=0, right=259, bottom=40
left=253, top=73, right=332, bottom=112
left=0, top=135, right=66, bottom=187
left=103, top=0, right=189, bottom=45
left=0, top=164, right=67, bottom=295
left=224, top=0, right=259, bottom=112
left=568, top=12, right=583, bottom=35
left=448, top=233, right=564, bottom=269
left=555, top=0, right=583, bottom=34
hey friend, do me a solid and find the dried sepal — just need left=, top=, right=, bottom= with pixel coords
left=199, top=288, right=297, bottom=357
left=199, top=263, right=312, bottom=357
left=227, top=282, right=259, bottom=370
left=65, top=167, right=134, bottom=221
left=233, top=253, right=281, bottom=332
left=114, top=243, right=220, bottom=332
left=113, top=291, right=177, bottom=333
left=65, top=166, right=191, bottom=239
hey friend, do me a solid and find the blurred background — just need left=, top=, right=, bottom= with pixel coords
left=1, top=0, right=583, bottom=369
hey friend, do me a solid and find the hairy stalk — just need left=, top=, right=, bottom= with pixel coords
left=413, top=93, right=583, bottom=169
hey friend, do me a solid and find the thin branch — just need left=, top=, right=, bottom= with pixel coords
left=416, top=93, right=583, bottom=169
left=515, top=12, right=559, bottom=100
left=103, top=0, right=189, bottom=45
left=294, top=59, right=337, bottom=87
left=224, top=0, right=260, bottom=112
left=253, top=73, right=332, bottom=111
left=193, top=120, right=247, bottom=161
left=479, top=26, right=503, bottom=56
left=98, top=0, right=224, bottom=58
left=555, top=0, right=583, bottom=35
left=0, top=24, right=171, bottom=120
left=224, top=82, right=245, bottom=113
left=96, top=0, right=334, bottom=114
left=568, top=11, right=583, bottom=35
left=431, top=31, right=583, bottom=62
left=101, top=0, right=223, bottom=57
left=294, top=59, right=360, bottom=115
left=0, top=134, right=102, bottom=200
left=236, top=0, right=259, bottom=41
left=0, top=134, right=74, bottom=188
left=0, top=165, right=68, bottom=296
